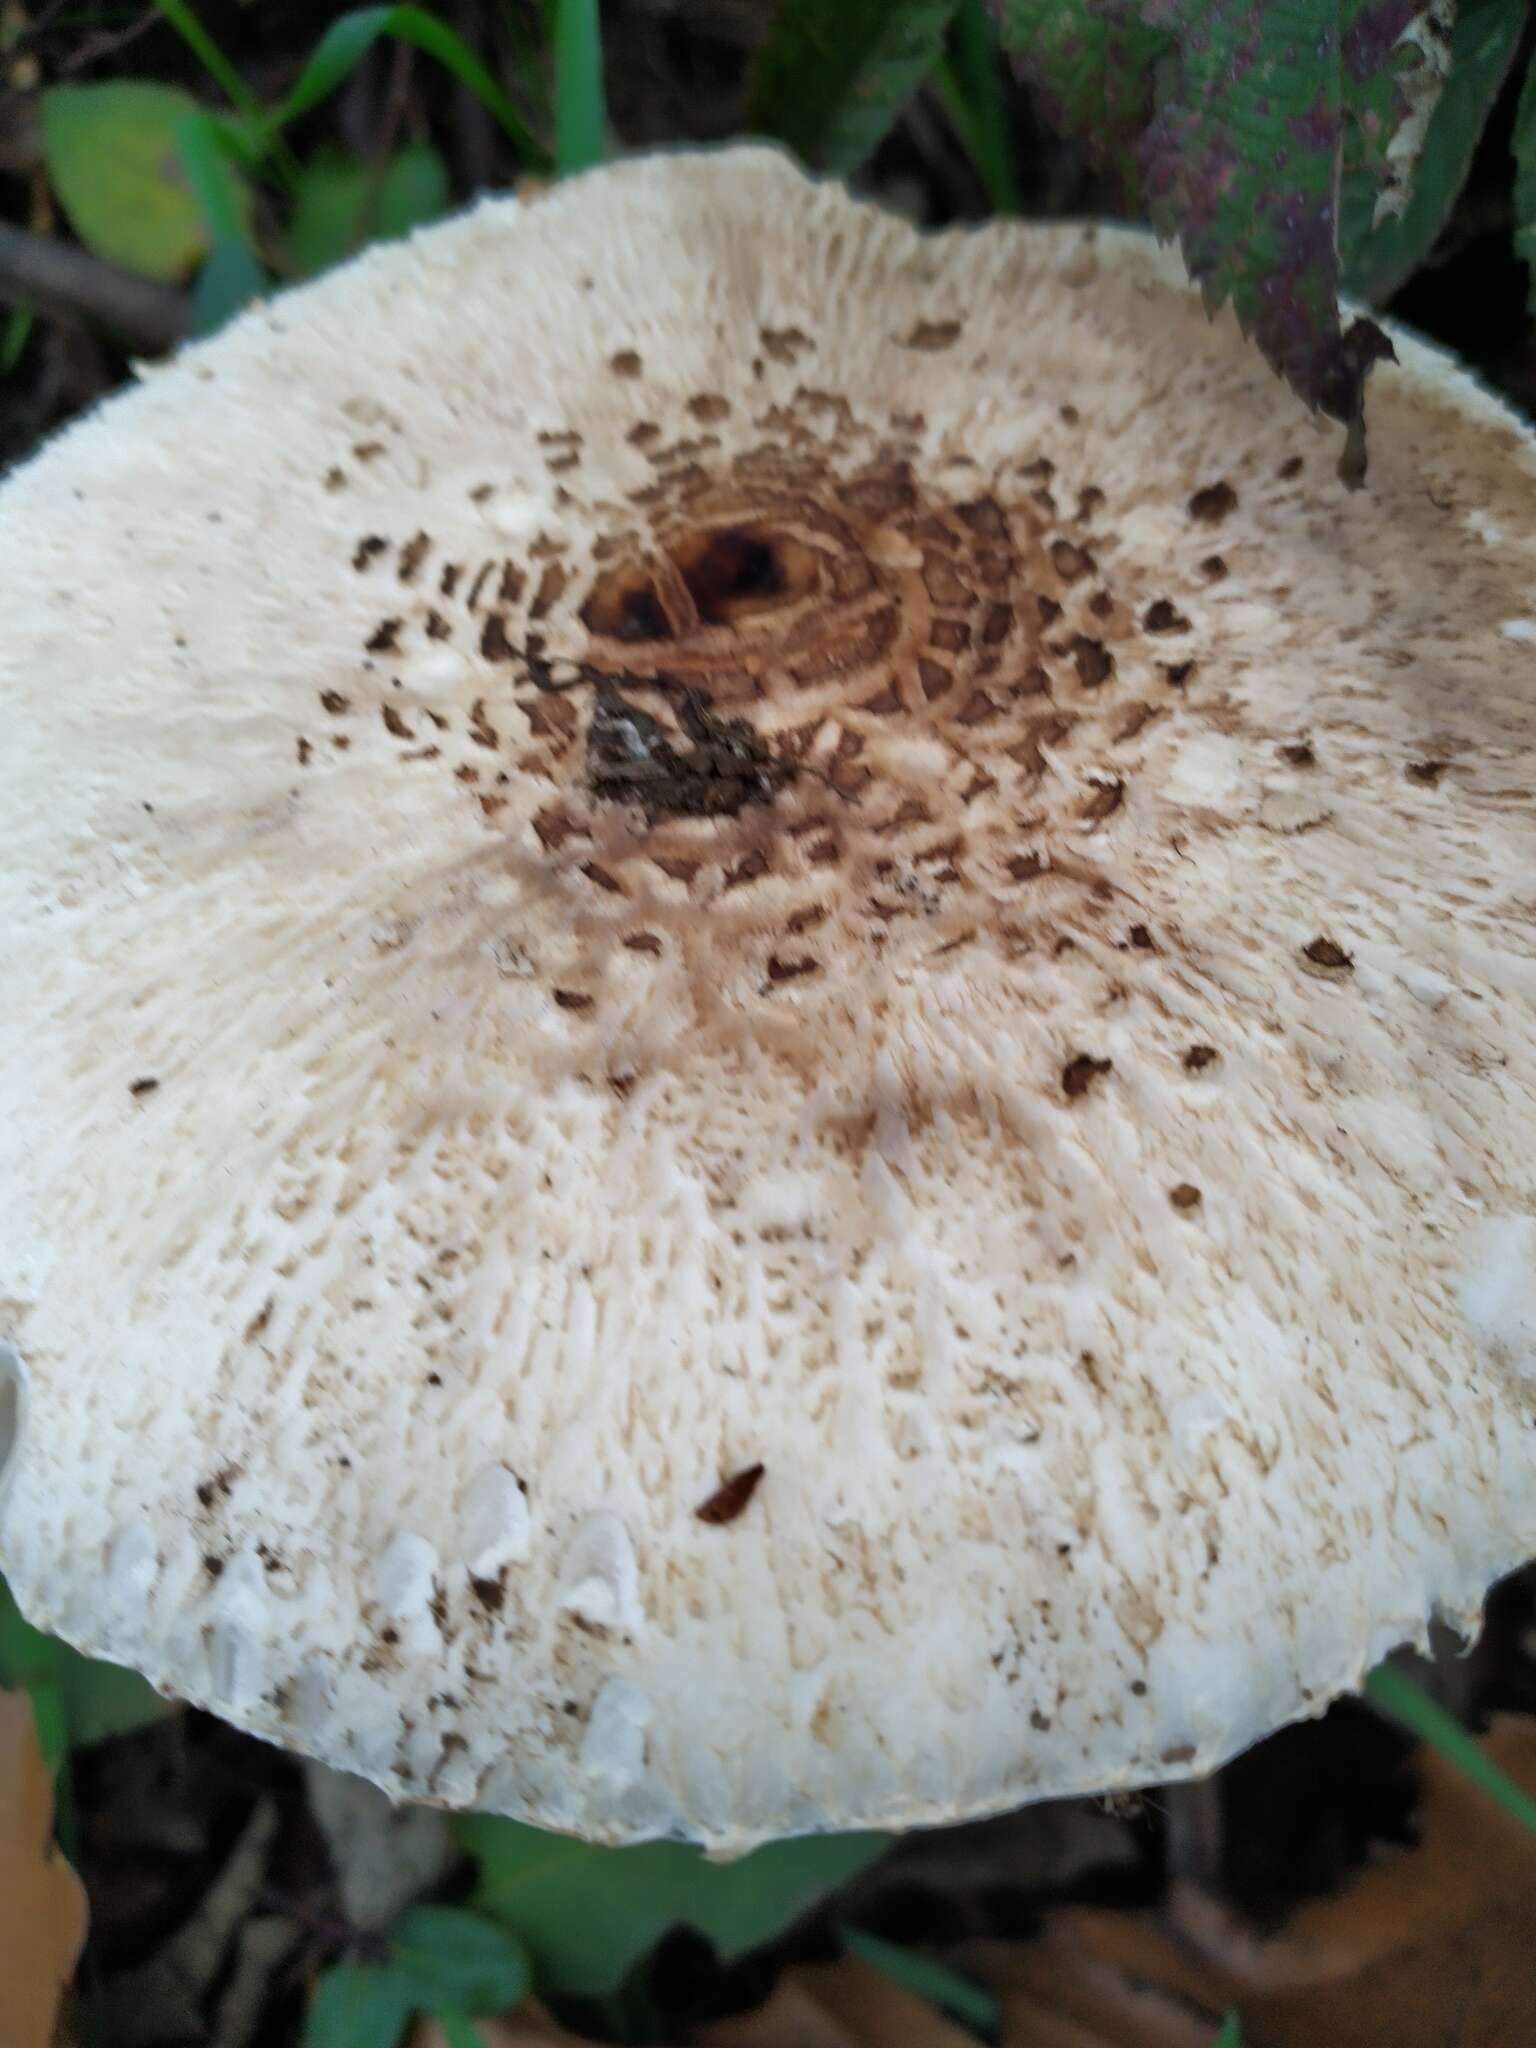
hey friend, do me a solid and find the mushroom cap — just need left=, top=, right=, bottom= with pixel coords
left=2, top=146, right=1535, bottom=1853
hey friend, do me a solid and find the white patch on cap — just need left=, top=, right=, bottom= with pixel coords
left=580, top=1676, right=652, bottom=1787
left=371, top=1531, right=443, bottom=1650
left=557, top=1512, right=643, bottom=1632
left=461, top=1462, right=532, bottom=1574
left=108, top=1520, right=160, bottom=1632
left=1500, top=618, right=1536, bottom=642
left=1460, top=1216, right=1536, bottom=1382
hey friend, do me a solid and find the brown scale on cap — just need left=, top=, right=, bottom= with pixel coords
left=338, top=386, right=1207, bottom=1043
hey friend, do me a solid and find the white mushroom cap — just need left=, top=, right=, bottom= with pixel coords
left=2, top=147, right=1535, bottom=1853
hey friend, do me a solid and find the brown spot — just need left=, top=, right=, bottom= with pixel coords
left=204, top=1554, right=224, bottom=1578
left=1062, top=1053, right=1112, bottom=1101
left=1162, top=1744, right=1197, bottom=1765
left=532, top=804, right=579, bottom=851
left=918, top=659, right=953, bottom=701
left=1281, top=741, right=1315, bottom=767
left=1303, top=936, right=1353, bottom=972
left=1088, top=590, right=1114, bottom=619
left=759, top=325, right=812, bottom=365
left=581, top=861, right=625, bottom=895
left=1188, top=481, right=1238, bottom=524
left=1008, top=852, right=1045, bottom=882
left=529, top=561, right=569, bottom=621
left=1080, top=778, right=1124, bottom=822
left=1050, top=540, right=1092, bottom=583
left=480, top=614, right=515, bottom=662
left=129, top=1076, right=160, bottom=1098
left=366, top=618, right=402, bottom=654
left=1114, top=702, right=1157, bottom=741
left=902, top=319, right=962, bottom=351
left=1199, top=554, right=1228, bottom=582
left=980, top=601, right=1013, bottom=646
left=767, top=954, right=820, bottom=983
left=609, top=348, right=642, bottom=378
left=1143, top=599, right=1190, bottom=634
left=553, top=989, right=594, bottom=1012
left=320, top=690, right=352, bottom=716
left=324, top=466, right=347, bottom=492
left=352, top=535, right=387, bottom=571
left=696, top=1462, right=766, bottom=1525
left=1072, top=636, right=1114, bottom=688
left=1127, top=924, right=1155, bottom=950
left=627, top=420, right=661, bottom=447
left=353, top=440, right=385, bottom=463
left=1182, top=1044, right=1218, bottom=1072
left=425, top=610, right=451, bottom=641
left=1037, top=595, right=1063, bottom=626
left=398, top=532, right=430, bottom=582
left=470, top=1573, right=506, bottom=1614
left=381, top=705, right=414, bottom=740
left=440, top=563, right=463, bottom=598
left=1406, top=759, right=1447, bottom=786
left=1163, top=661, right=1195, bottom=687
left=1169, top=1183, right=1203, bottom=1211
left=498, top=561, right=526, bottom=605
left=687, top=393, right=732, bottom=423
left=1277, top=455, right=1304, bottom=480
left=465, top=561, right=494, bottom=611
left=624, top=931, right=663, bottom=956
left=296, top=736, right=313, bottom=766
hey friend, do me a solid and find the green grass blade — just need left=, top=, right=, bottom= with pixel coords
left=260, top=7, right=549, bottom=170
left=1, top=302, right=34, bottom=374
left=174, top=112, right=270, bottom=331
left=154, top=0, right=264, bottom=124
left=748, top=0, right=960, bottom=175
left=838, top=1924, right=999, bottom=2038
left=553, top=0, right=606, bottom=173
left=1214, top=2015, right=1243, bottom=2047
left=950, top=0, right=1018, bottom=212
left=1365, top=1662, right=1536, bottom=1838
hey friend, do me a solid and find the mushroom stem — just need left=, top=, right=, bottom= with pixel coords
left=0, top=224, right=190, bottom=355
left=1161, top=1774, right=1225, bottom=1888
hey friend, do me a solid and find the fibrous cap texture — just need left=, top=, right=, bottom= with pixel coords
left=2, top=147, right=1535, bottom=1852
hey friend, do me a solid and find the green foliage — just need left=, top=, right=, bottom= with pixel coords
left=839, top=1924, right=1000, bottom=2037
left=748, top=0, right=961, bottom=174
left=40, top=81, right=236, bottom=279
left=1344, top=0, right=1527, bottom=301
left=289, top=143, right=451, bottom=275
left=0, top=1572, right=171, bottom=1760
left=153, top=0, right=265, bottom=128
left=994, top=0, right=1170, bottom=203
left=1214, top=2016, right=1244, bottom=2048
left=553, top=0, right=608, bottom=173
left=1366, top=1662, right=1536, bottom=1837
left=1515, top=27, right=1536, bottom=310
left=458, top=1811, right=889, bottom=1996
left=936, top=0, right=1021, bottom=212
left=304, top=1909, right=530, bottom=2047
left=250, top=7, right=546, bottom=170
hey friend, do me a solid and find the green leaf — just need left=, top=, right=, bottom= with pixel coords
left=258, top=7, right=548, bottom=171
left=839, top=1925, right=1000, bottom=2037
left=303, top=1963, right=412, bottom=2048
left=1, top=303, right=33, bottom=375
left=1366, top=1663, right=1536, bottom=1838
left=288, top=143, right=450, bottom=275
left=554, top=0, right=607, bottom=173
left=391, top=1907, right=530, bottom=2015
left=747, top=0, right=961, bottom=174
left=994, top=0, right=1171, bottom=204
left=152, top=0, right=264, bottom=125
left=950, top=0, right=1021, bottom=211
left=41, top=82, right=218, bottom=279
left=1213, top=2016, right=1244, bottom=2048
left=1001, top=2, right=1433, bottom=481
left=1515, top=22, right=1536, bottom=311
left=1, top=1573, right=170, bottom=1753
left=1344, top=0, right=1526, bottom=301
left=192, top=241, right=269, bottom=334
left=458, top=1813, right=890, bottom=1997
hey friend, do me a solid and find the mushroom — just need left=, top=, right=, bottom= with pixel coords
left=1, top=146, right=1534, bottom=1854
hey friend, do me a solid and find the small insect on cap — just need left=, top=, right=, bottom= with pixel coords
left=2, top=147, right=1535, bottom=1853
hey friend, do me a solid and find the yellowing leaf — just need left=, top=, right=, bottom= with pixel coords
left=41, top=82, right=233, bottom=281
left=0, top=1689, right=87, bottom=2048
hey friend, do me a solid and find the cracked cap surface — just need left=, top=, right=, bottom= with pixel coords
left=2, top=145, right=1535, bottom=1850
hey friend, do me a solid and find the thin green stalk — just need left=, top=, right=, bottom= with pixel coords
left=154, top=0, right=263, bottom=124
left=1, top=302, right=34, bottom=374
left=553, top=0, right=605, bottom=173
left=1366, top=1662, right=1536, bottom=1837
left=947, top=0, right=1019, bottom=211
left=838, top=1924, right=999, bottom=2039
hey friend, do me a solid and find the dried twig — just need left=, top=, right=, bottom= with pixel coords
left=0, top=222, right=189, bottom=352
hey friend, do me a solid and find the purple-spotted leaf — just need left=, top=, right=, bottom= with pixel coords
left=999, top=1, right=1445, bottom=484
left=992, top=1, right=1173, bottom=204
